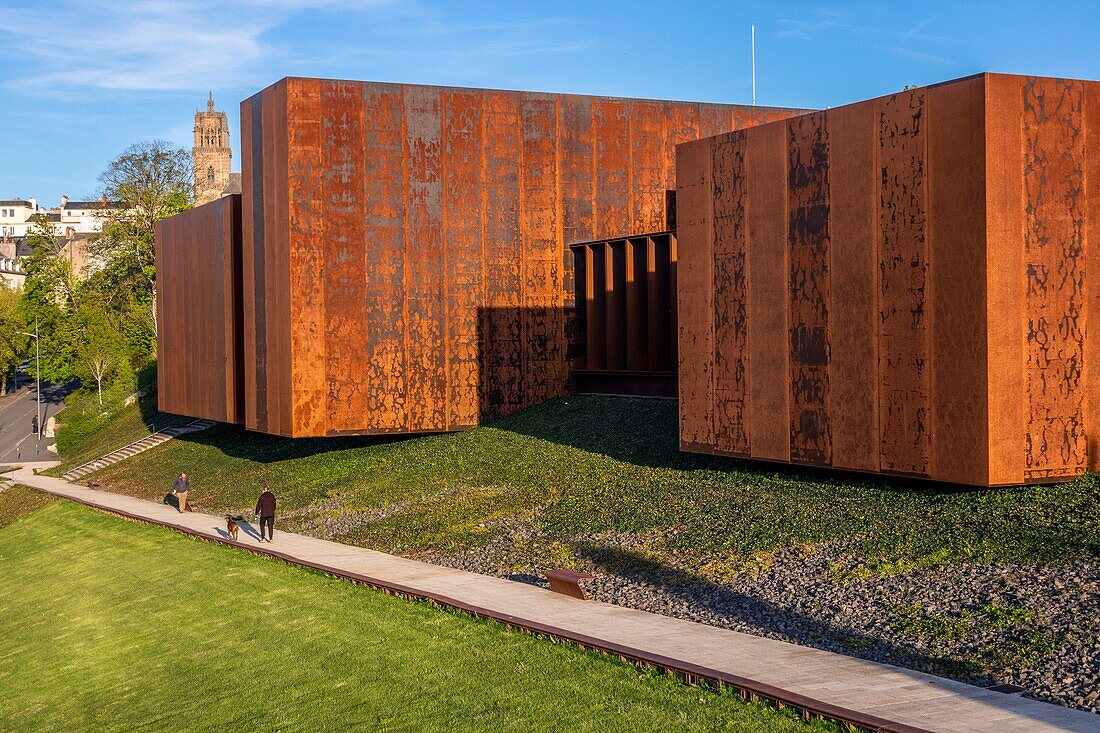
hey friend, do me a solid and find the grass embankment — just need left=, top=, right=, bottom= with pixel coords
left=0, top=501, right=832, bottom=733
left=46, top=371, right=190, bottom=476
left=90, top=396, right=1100, bottom=575
left=0, top=486, right=56, bottom=529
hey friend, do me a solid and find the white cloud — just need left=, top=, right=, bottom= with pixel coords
left=0, top=0, right=394, bottom=94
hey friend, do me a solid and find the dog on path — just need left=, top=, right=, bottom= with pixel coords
left=225, top=516, right=239, bottom=541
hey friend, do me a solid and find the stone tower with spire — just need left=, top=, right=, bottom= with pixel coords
left=193, top=92, right=232, bottom=206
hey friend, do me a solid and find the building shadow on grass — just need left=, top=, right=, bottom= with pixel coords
left=492, top=394, right=991, bottom=496
left=169, top=423, right=414, bottom=464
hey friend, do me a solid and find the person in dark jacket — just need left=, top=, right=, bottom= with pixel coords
left=171, top=472, right=190, bottom=513
left=255, top=486, right=276, bottom=542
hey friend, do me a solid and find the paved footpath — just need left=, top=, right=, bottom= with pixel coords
left=9, top=466, right=1098, bottom=733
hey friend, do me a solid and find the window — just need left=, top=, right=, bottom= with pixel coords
left=207, top=166, right=215, bottom=185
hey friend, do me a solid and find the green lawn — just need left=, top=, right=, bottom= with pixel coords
left=88, top=396, right=1100, bottom=578
left=0, top=500, right=833, bottom=733
left=0, top=486, right=56, bottom=529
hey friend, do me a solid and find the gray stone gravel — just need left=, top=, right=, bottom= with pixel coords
left=288, top=502, right=1099, bottom=716
left=415, top=527, right=1100, bottom=716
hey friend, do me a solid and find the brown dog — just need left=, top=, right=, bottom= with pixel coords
left=226, top=516, right=239, bottom=541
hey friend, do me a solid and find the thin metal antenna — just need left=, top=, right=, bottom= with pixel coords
left=751, top=25, right=757, bottom=106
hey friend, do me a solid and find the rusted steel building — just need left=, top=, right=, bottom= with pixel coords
left=676, top=73, right=1100, bottom=486
left=155, top=77, right=804, bottom=436
left=155, top=194, right=243, bottom=425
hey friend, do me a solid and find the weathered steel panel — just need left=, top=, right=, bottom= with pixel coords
left=787, top=112, right=832, bottom=465
left=361, top=82, right=407, bottom=430
left=625, top=237, right=648, bottom=371
left=647, top=235, right=673, bottom=372
left=745, top=123, right=791, bottom=462
left=594, top=98, right=629, bottom=238
left=321, top=80, right=370, bottom=434
left=1021, top=77, right=1087, bottom=480
left=676, top=138, right=715, bottom=451
left=243, top=90, right=268, bottom=432
left=271, top=80, right=293, bottom=436
left=404, top=85, right=446, bottom=431
left=520, top=93, right=563, bottom=407
left=605, top=241, right=628, bottom=370
left=155, top=196, right=243, bottom=424
left=287, top=78, right=326, bottom=436
left=584, top=244, right=607, bottom=370
left=711, top=133, right=750, bottom=456
left=828, top=101, right=878, bottom=472
left=481, top=90, right=524, bottom=417
left=877, top=89, right=930, bottom=476
left=442, top=88, right=485, bottom=429
left=1086, top=83, right=1100, bottom=473
left=985, top=74, right=1027, bottom=485
left=560, top=95, right=595, bottom=245
left=630, top=100, right=667, bottom=234
left=927, top=77, right=988, bottom=485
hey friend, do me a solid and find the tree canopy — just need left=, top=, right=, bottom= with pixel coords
left=13, top=139, right=192, bottom=399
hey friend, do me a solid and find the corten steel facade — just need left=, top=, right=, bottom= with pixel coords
left=239, top=77, right=804, bottom=436
left=676, top=73, right=1100, bottom=486
left=569, top=232, right=678, bottom=397
left=155, top=195, right=244, bottom=424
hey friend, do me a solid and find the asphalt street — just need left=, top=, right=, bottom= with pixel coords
left=0, top=380, right=73, bottom=464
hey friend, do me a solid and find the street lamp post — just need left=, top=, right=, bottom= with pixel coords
left=17, top=319, right=41, bottom=452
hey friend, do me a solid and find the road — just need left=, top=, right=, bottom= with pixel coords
left=0, top=380, right=73, bottom=464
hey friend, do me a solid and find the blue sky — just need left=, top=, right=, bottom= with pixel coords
left=1, top=0, right=1097, bottom=206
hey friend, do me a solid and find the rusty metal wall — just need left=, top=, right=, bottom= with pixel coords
left=236, top=78, right=804, bottom=436
left=569, top=232, right=676, bottom=396
left=155, top=195, right=243, bottom=424
left=677, top=72, right=1100, bottom=487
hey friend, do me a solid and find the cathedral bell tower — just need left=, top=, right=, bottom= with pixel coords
left=193, top=92, right=232, bottom=206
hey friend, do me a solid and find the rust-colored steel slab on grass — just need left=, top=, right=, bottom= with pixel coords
left=207, top=78, right=805, bottom=436
left=677, top=72, right=1100, bottom=487
left=155, top=195, right=244, bottom=424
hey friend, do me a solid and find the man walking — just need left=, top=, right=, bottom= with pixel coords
left=171, top=472, right=190, bottom=513
left=255, top=486, right=276, bottom=542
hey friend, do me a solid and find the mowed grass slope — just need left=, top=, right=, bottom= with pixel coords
left=46, top=385, right=191, bottom=476
left=0, top=501, right=833, bottom=733
left=88, top=396, right=1100, bottom=576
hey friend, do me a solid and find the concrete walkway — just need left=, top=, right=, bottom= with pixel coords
left=8, top=466, right=1098, bottom=733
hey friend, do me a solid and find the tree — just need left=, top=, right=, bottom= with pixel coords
left=92, top=139, right=192, bottom=339
left=74, top=305, right=121, bottom=407
left=22, top=215, right=77, bottom=310
left=0, top=284, right=26, bottom=395
left=18, top=217, right=79, bottom=384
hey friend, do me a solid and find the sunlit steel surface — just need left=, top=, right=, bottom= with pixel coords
left=676, top=73, right=1100, bottom=486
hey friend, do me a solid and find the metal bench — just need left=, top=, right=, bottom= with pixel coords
left=545, top=568, right=594, bottom=600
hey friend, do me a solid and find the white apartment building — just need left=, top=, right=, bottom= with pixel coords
left=0, top=198, right=39, bottom=238
left=0, top=195, right=122, bottom=239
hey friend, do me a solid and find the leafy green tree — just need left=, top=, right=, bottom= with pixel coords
left=18, top=217, right=79, bottom=383
left=0, top=284, right=26, bottom=395
left=91, top=139, right=192, bottom=339
left=72, top=304, right=125, bottom=406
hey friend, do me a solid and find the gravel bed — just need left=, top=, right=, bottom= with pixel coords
left=418, top=529, right=1100, bottom=715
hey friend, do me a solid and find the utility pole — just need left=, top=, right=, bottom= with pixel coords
left=18, top=319, right=42, bottom=454
left=34, top=317, right=41, bottom=449
left=751, top=24, right=757, bottom=107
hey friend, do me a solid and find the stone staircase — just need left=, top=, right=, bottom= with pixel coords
left=61, top=419, right=217, bottom=482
